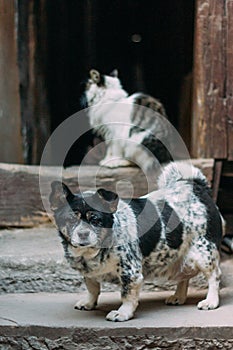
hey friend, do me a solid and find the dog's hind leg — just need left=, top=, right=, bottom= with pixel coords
left=197, top=257, right=221, bottom=310
left=165, top=279, right=189, bottom=305
left=74, top=277, right=100, bottom=311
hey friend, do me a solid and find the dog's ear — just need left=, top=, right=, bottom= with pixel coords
left=109, top=69, right=118, bottom=78
left=49, top=181, right=73, bottom=211
left=97, top=188, right=119, bottom=213
left=90, top=69, right=100, bottom=83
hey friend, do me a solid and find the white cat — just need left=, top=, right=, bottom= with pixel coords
left=81, top=69, right=172, bottom=170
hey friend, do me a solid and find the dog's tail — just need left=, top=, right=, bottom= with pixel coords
left=158, top=161, right=209, bottom=189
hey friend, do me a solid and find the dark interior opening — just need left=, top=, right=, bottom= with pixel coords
left=47, top=0, right=195, bottom=166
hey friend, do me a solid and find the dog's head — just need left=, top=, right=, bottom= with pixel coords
left=49, top=182, right=119, bottom=249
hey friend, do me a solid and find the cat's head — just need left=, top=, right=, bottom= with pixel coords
left=82, top=69, right=124, bottom=106
left=90, top=69, right=120, bottom=88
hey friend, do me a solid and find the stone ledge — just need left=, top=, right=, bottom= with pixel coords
left=1, top=227, right=223, bottom=294
left=1, top=227, right=232, bottom=295
left=0, top=336, right=233, bottom=350
left=1, top=290, right=233, bottom=349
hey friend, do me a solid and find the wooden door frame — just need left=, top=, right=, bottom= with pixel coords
left=191, top=0, right=233, bottom=161
left=0, top=0, right=50, bottom=165
left=191, top=0, right=233, bottom=201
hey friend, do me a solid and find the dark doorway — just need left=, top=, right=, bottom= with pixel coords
left=47, top=0, right=195, bottom=166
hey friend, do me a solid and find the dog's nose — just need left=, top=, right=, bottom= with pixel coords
left=79, top=230, right=90, bottom=240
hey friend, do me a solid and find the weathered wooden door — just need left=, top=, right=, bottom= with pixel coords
left=0, top=1, right=23, bottom=163
left=192, top=0, right=233, bottom=161
left=0, top=0, right=50, bottom=165
left=1, top=0, right=232, bottom=165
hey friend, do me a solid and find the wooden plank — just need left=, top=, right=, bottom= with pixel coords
left=0, top=160, right=214, bottom=228
left=212, top=160, right=223, bottom=203
left=17, top=0, right=50, bottom=164
left=0, top=0, right=23, bottom=163
left=0, top=164, right=154, bottom=227
left=222, top=214, right=233, bottom=236
left=0, top=1, right=50, bottom=164
left=191, top=158, right=214, bottom=183
left=226, top=0, right=233, bottom=160
left=192, top=0, right=227, bottom=159
left=218, top=161, right=233, bottom=212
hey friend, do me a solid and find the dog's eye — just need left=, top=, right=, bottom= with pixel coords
left=88, top=213, right=102, bottom=226
left=90, top=216, right=100, bottom=225
left=71, top=211, right=81, bottom=220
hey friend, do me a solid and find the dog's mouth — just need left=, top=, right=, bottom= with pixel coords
left=79, top=242, right=92, bottom=247
left=70, top=240, right=98, bottom=248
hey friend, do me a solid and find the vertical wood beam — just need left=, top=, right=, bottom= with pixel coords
left=212, top=159, right=223, bottom=202
left=0, top=0, right=23, bottom=163
left=192, top=0, right=227, bottom=159
left=226, top=0, right=233, bottom=160
left=0, top=0, right=50, bottom=165
left=17, top=0, right=50, bottom=164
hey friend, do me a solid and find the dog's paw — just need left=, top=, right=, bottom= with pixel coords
left=165, top=294, right=186, bottom=305
left=74, top=299, right=96, bottom=311
left=106, top=310, right=133, bottom=322
left=197, top=298, right=219, bottom=310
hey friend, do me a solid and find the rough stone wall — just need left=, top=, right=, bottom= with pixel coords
left=0, top=335, right=233, bottom=350
left=0, top=261, right=207, bottom=294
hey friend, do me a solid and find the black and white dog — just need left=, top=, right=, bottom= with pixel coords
left=50, top=162, right=223, bottom=322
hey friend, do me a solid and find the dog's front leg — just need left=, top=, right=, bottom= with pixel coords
left=106, top=273, right=143, bottom=322
left=74, top=277, right=100, bottom=311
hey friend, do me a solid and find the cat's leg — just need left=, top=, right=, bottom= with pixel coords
left=124, top=143, right=158, bottom=171
left=100, top=140, right=132, bottom=168
left=125, top=131, right=172, bottom=170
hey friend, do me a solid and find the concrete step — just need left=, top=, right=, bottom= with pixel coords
left=1, top=227, right=233, bottom=348
left=1, top=290, right=233, bottom=349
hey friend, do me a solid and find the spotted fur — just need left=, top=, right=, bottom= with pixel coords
left=81, top=69, right=172, bottom=169
left=50, top=162, right=222, bottom=322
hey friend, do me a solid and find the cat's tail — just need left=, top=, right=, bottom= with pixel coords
left=157, top=161, right=209, bottom=189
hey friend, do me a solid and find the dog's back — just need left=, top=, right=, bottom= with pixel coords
left=136, top=163, right=222, bottom=294
left=156, top=162, right=222, bottom=248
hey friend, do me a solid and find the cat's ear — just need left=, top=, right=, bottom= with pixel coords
left=109, top=69, right=118, bottom=78
left=90, top=69, right=100, bottom=83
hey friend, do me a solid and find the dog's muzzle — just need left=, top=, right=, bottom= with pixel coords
left=71, top=230, right=90, bottom=246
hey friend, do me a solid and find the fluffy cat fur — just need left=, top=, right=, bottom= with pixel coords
left=81, top=69, right=172, bottom=170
